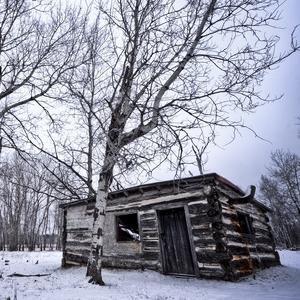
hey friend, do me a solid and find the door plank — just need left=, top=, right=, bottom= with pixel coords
left=158, top=208, right=195, bottom=275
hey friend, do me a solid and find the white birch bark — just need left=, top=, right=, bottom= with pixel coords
left=87, top=156, right=114, bottom=284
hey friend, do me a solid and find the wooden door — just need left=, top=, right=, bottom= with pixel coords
left=158, top=207, right=195, bottom=275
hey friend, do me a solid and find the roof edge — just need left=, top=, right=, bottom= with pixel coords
left=60, top=173, right=220, bottom=208
left=59, top=173, right=270, bottom=212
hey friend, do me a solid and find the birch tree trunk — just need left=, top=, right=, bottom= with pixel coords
left=87, top=156, right=114, bottom=284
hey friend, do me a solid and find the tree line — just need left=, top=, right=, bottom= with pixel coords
left=260, top=149, right=300, bottom=249
left=0, top=154, right=63, bottom=251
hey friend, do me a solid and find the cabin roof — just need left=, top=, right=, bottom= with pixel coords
left=59, top=173, right=270, bottom=212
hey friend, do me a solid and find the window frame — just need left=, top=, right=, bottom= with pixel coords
left=115, top=212, right=140, bottom=243
left=237, top=211, right=254, bottom=236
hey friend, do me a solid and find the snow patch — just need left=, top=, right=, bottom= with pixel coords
left=0, top=250, right=299, bottom=299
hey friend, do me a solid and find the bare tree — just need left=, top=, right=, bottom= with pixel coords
left=53, top=11, right=106, bottom=198
left=0, top=0, right=84, bottom=153
left=55, top=0, right=300, bottom=284
left=192, top=137, right=213, bottom=175
left=1, top=4, right=107, bottom=202
left=269, top=150, right=300, bottom=214
left=260, top=150, right=300, bottom=248
left=0, top=152, right=66, bottom=251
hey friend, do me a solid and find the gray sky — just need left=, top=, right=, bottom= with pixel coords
left=11, top=0, right=298, bottom=193
left=151, top=0, right=300, bottom=190
left=205, top=0, right=300, bottom=190
left=42, top=0, right=300, bottom=191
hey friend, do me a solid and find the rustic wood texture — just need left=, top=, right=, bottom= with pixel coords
left=61, top=209, right=67, bottom=267
left=218, top=191, right=279, bottom=277
left=158, top=208, right=195, bottom=275
left=139, top=210, right=160, bottom=269
left=63, top=205, right=93, bottom=264
left=61, top=174, right=279, bottom=280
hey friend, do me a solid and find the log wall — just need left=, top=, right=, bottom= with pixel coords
left=188, top=196, right=226, bottom=279
left=219, top=193, right=280, bottom=279
left=63, top=204, right=143, bottom=268
left=63, top=205, right=93, bottom=266
left=61, top=174, right=279, bottom=281
left=139, top=209, right=161, bottom=270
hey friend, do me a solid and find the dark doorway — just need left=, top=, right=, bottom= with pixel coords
left=158, top=207, right=195, bottom=275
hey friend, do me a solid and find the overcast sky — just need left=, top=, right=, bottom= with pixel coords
left=13, top=0, right=299, bottom=193
left=206, top=0, right=300, bottom=190
left=45, top=0, right=300, bottom=191
left=150, top=0, right=300, bottom=191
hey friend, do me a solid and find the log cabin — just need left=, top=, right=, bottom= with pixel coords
left=59, top=173, right=280, bottom=281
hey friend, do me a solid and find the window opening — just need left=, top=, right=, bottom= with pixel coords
left=237, top=212, right=254, bottom=235
left=116, top=213, right=140, bottom=242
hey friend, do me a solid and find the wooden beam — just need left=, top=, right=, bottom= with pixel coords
left=184, top=205, right=200, bottom=277
left=228, top=185, right=256, bottom=205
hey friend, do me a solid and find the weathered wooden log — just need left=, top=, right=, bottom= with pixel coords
left=139, top=212, right=156, bottom=220
left=228, top=185, right=256, bottom=205
left=7, top=273, right=51, bottom=277
left=66, top=241, right=91, bottom=247
left=226, top=245, right=251, bottom=256
left=140, top=219, right=157, bottom=228
left=190, top=215, right=211, bottom=225
left=192, top=228, right=212, bottom=236
left=66, top=227, right=90, bottom=232
left=194, top=239, right=216, bottom=247
left=143, top=240, right=159, bottom=248
left=65, top=248, right=91, bottom=257
left=226, top=235, right=254, bottom=244
left=255, top=245, right=275, bottom=253
left=63, top=252, right=89, bottom=265
left=142, top=250, right=160, bottom=261
left=197, top=251, right=231, bottom=263
left=141, top=232, right=159, bottom=239
left=231, top=258, right=252, bottom=270
left=188, top=204, right=208, bottom=214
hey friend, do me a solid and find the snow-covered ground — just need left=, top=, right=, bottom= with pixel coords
left=0, top=250, right=299, bottom=300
